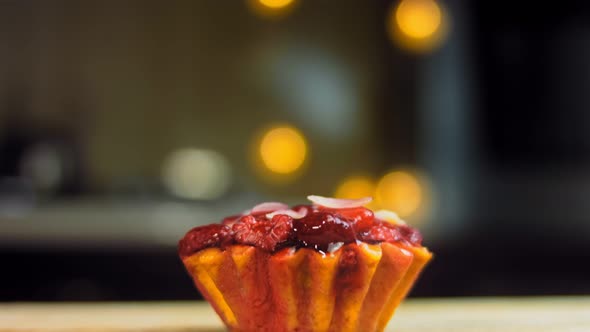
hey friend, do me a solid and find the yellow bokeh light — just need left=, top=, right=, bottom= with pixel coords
left=387, top=0, right=448, bottom=52
left=334, top=175, right=378, bottom=209
left=376, top=171, right=422, bottom=217
left=247, top=0, right=297, bottom=18
left=334, top=176, right=375, bottom=199
left=259, top=126, right=307, bottom=174
left=258, top=0, right=294, bottom=9
left=396, top=0, right=441, bottom=39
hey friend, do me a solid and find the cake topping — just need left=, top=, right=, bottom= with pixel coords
left=374, top=209, right=406, bottom=226
left=266, top=207, right=308, bottom=219
left=251, top=201, right=290, bottom=214
left=178, top=196, right=423, bottom=258
left=292, top=212, right=356, bottom=251
left=307, top=195, right=372, bottom=209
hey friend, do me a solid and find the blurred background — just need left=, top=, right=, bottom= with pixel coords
left=1, top=0, right=590, bottom=301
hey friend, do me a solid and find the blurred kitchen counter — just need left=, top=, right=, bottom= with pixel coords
left=1, top=297, right=588, bottom=331
left=0, top=197, right=263, bottom=249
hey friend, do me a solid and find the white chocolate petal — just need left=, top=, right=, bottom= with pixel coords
left=266, top=208, right=308, bottom=219
left=307, top=195, right=372, bottom=208
left=374, top=209, right=407, bottom=226
left=251, top=202, right=289, bottom=213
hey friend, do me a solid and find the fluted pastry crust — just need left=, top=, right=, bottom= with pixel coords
left=182, top=242, right=431, bottom=332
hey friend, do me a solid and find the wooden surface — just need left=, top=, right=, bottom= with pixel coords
left=1, top=297, right=589, bottom=331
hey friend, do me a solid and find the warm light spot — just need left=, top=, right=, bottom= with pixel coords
left=258, top=0, right=294, bottom=9
left=247, top=0, right=297, bottom=18
left=334, top=175, right=378, bottom=209
left=396, top=0, right=441, bottom=39
left=259, top=126, right=307, bottom=174
left=387, top=0, right=448, bottom=52
left=334, top=175, right=372, bottom=197
left=376, top=171, right=422, bottom=217
left=162, top=149, right=231, bottom=200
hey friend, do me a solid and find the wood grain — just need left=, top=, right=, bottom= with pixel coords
left=1, top=297, right=589, bottom=331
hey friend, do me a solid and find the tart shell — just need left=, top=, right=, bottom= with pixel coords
left=182, top=242, right=432, bottom=332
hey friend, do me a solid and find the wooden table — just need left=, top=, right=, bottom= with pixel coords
left=1, top=297, right=589, bottom=331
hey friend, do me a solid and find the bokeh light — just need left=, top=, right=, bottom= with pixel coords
left=247, top=0, right=297, bottom=18
left=258, top=126, right=308, bottom=175
left=162, top=148, right=231, bottom=200
left=258, top=0, right=294, bottom=9
left=334, top=176, right=375, bottom=199
left=334, top=175, right=378, bottom=209
left=396, top=0, right=441, bottom=39
left=376, top=170, right=422, bottom=218
left=387, top=0, right=448, bottom=52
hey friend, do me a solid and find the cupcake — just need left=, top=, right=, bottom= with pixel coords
left=178, top=195, right=432, bottom=332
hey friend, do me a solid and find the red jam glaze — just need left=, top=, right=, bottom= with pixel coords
left=178, top=204, right=423, bottom=258
left=293, top=212, right=355, bottom=251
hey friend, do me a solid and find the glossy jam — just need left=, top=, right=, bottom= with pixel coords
left=178, top=205, right=423, bottom=258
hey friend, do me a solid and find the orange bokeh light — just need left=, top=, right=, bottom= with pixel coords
left=376, top=170, right=423, bottom=217
left=258, top=126, right=308, bottom=175
left=387, top=0, right=448, bottom=53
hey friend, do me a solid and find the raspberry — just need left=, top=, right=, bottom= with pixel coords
left=240, top=215, right=258, bottom=225
left=221, top=214, right=241, bottom=226
left=232, top=214, right=294, bottom=251
left=178, top=224, right=231, bottom=258
left=399, top=225, right=423, bottom=246
left=358, top=220, right=402, bottom=243
left=268, top=214, right=294, bottom=244
left=231, top=220, right=261, bottom=245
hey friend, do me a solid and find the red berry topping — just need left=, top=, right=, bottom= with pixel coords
left=269, top=214, right=295, bottom=245
left=323, top=207, right=374, bottom=232
left=178, top=202, right=424, bottom=256
left=221, top=214, right=241, bottom=226
left=399, top=225, right=423, bottom=246
left=293, top=212, right=356, bottom=251
left=232, top=214, right=294, bottom=251
left=357, top=220, right=402, bottom=243
left=178, top=224, right=231, bottom=258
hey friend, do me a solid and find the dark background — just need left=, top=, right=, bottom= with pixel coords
left=1, top=0, right=590, bottom=301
